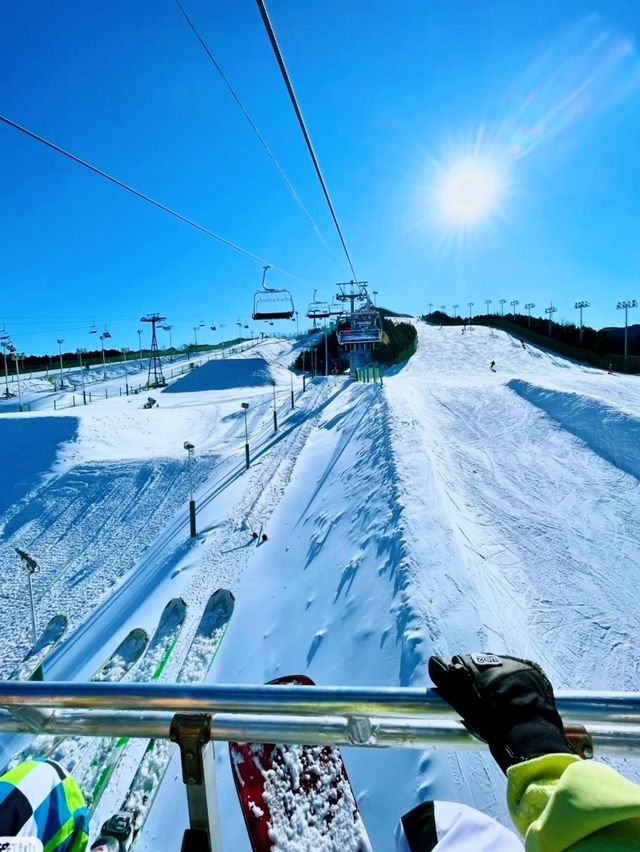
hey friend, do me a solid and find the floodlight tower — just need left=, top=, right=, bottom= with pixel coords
left=510, top=299, right=519, bottom=317
left=468, top=301, right=474, bottom=322
left=6, top=343, right=22, bottom=411
left=1, top=340, right=11, bottom=399
left=140, top=314, right=166, bottom=387
left=524, top=302, right=535, bottom=328
left=452, top=304, right=459, bottom=317
left=162, top=325, right=174, bottom=361
left=574, top=301, right=590, bottom=343
left=545, top=302, right=557, bottom=336
left=441, top=305, right=446, bottom=314
left=617, top=299, right=637, bottom=360
left=485, top=299, right=492, bottom=315
left=499, top=298, right=506, bottom=317
left=99, top=334, right=107, bottom=380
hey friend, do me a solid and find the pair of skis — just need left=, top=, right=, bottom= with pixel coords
left=10, top=613, right=69, bottom=681
left=91, top=589, right=235, bottom=851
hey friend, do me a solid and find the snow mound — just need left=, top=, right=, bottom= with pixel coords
left=509, top=379, right=640, bottom=480
left=164, top=358, right=274, bottom=392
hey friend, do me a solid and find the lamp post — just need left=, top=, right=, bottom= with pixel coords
left=15, top=548, right=38, bottom=642
left=441, top=305, right=446, bottom=314
left=56, top=338, right=65, bottom=390
left=452, top=304, right=459, bottom=317
left=574, top=301, right=590, bottom=343
left=617, top=299, right=637, bottom=360
left=1, top=341, right=10, bottom=399
left=468, top=302, right=474, bottom=322
left=163, top=325, right=174, bottom=361
left=485, top=299, right=492, bottom=315
left=99, top=334, right=107, bottom=380
left=295, top=311, right=299, bottom=336
left=184, top=441, right=196, bottom=537
left=271, top=379, right=278, bottom=432
left=220, top=324, right=226, bottom=358
left=510, top=299, right=519, bottom=318
left=7, top=344, right=22, bottom=412
left=545, top=302, right=557, bottom=336
left=77, top=348, right=87, bottom=405
left=193, top=326, right=199, bottom=353
left=241, top=402, right=250, bottom=469
left=373, top=290, right=378, bottom=306
left=122, top=347, right=130, bottom=395
left=499, top=298, right=506, bottom=317
left=524, top=302, right=535, bottom=328
left=137, top=329, right=143, bottom=367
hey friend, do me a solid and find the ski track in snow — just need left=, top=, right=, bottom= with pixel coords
left=2, top=329, right=640, bottom=851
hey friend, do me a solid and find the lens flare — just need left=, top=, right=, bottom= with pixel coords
left=438, top=160, right=502, bottom=224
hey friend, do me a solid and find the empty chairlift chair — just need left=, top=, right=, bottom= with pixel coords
left=252, top=265, right=295, bottom=321
left=306, top=290, right=331, bottom=324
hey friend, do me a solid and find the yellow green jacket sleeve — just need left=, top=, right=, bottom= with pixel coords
left=507, top=753, right=640, bottom=850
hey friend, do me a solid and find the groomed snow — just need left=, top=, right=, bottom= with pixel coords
left=1, top=326, right=639, bottom=851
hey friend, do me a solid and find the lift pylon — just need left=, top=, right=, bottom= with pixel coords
left=140, top=313, right=167, bottom=388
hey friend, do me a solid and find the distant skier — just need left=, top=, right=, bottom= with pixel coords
left=489, top=360, right=496, bottom=371
left=520, top=338, right=526, bottom=349
left=396, top=653, right=640, bottom=851
left=608, top=363, right=614, bottom=375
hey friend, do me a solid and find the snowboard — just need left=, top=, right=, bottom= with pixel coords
left=229, top=675, right=372, bottom=852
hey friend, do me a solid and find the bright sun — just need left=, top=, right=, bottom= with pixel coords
left=438, top=160, right=502, bottom=225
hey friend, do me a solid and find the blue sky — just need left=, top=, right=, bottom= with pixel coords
left=2, top=0, right=640, bottom=354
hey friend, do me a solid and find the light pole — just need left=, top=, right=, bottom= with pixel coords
left=137, top=329, right=143, bottom=367
left=485, top=299, right=492, bottom=315
left=15, top=548, right=38, bottom=642
left=271, top=379, right=278, bottom=432
left=7, top=344, right=22, bottom=412
left=452, top=304, right=459, bottom=317
left=122, top=347, right=130, bottom=395
left=428, top=302, right=433, bottom=315
left=499, top=298, right=506, bottom=317
left=295, top=310, right=300, bottom=336
left=525, top=302, right=535, bottom=328
left=163, top=325, right=174, bottom=361
left=510, top=299, right=519, bottom=318
left=99, top=334, right=107, bottom=380
left=617, top=299, right=637, bottom=360
left=193, top=326, right=199, bottom=352
left=241, top=402, right=250, bottom=469
left=56, top=338, right=65, bottom=390
left=468, top=302, right=474, bottom=322
left=184, top=441, right=196, bottom=537
left=545, top=302, right=557, bottom=336
left=77, top=348, right=87, bottom=405
left=373, top=290, right=378, bottom=306
left=220, top=324, right=226, bottom=358
left=441, top=305, right=446, bottom=314
left=574, top=301, right=590, bottom=343
left=2, top=341, right=10, bottom=399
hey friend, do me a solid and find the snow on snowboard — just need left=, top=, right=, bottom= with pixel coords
left=230, top=675, right=372, bottom=852
left=92, top=589, right=235, bottom=851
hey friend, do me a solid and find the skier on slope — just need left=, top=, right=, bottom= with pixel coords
left=490, top=360, right=496, bottom=371
left=396, top=653, right=640, bottom=851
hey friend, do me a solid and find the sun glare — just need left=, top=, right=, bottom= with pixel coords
left=438, top=160, right=502, bottom=225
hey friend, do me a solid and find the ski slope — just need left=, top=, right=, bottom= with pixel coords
left=1, top=325, right=639, bottom=850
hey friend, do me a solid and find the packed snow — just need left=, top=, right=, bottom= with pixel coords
left=1, top=326, right=639, bottom=850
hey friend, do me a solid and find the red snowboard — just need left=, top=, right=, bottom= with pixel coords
left=229, top=675, right=371, bottom=851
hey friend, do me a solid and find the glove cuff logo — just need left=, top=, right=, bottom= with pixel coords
left=471, top=653, right=502, bottom=667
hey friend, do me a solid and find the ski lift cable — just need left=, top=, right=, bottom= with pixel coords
left=254, top=0, right=359, bottom=282
left=174, top=0, right=340, bottom=269
left=0, top=113, right=311, bottom=287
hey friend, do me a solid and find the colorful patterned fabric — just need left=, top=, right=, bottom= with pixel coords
left=0, top=759, right=88, bottom=852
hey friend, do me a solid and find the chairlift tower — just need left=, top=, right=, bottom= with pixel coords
left=140, top=313, right=167, bottom=387
left=335, top=281, right=368, bottom=377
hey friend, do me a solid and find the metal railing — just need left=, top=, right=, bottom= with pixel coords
left=2, top=681, right=639, bottom=852
left=1, top=681, right=640, bottom=750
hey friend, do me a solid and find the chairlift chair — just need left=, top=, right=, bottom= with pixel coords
left=103, top=326, right=112, bottom=339
left=336, top=307, right=383, bottom=347
left=0, top=327, right=10, bottom=342
left=211, top=324, right=217, bottom=331
left=252, top=265, right=295, bottom=321
left=89, top=321, right=97, bottom=334
left=306, top=289, right=331, bottom=321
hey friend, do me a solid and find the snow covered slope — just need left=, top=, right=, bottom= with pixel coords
left=2, top=326, right=639, bottom=851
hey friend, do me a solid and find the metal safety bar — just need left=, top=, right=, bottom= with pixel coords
left=0, top=682, right=639, bottom=755
left=0, top=681, right=639, bottom=723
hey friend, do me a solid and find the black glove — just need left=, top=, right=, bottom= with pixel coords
left=429, top=652, right=576, bottom=773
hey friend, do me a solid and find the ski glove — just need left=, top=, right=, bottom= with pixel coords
left=428, top=653, right=576, bottom=773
